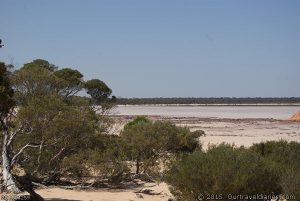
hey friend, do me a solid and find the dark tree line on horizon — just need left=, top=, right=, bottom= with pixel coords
left=116, top=97, right=300, bottom=105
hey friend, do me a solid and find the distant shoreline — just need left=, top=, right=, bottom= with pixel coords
left=112, top=105, right=300, bottom=120
left=116, top=97, right=300, bottom=105
left=117, top=103, right=300, bottom=107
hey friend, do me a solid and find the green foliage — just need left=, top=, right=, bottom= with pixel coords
left=12, top=60, right=115, bottom=108
left=120, top=118, right=155, bottom=174
left=15, top=94, right=96, bottom=177
left=85, top=79, right=113, bottom=106
left=251, top=140, right=300, bottom=169
left=4, top=59, right=115, bottom=182
left=12, top=62, right=59, bottom=104
left=165, top=144, right=282, bottom=201
left=123, top=116, right=150, bottom=130
left=66, top=95, right=91, bottom=106
left=251, top=141, right=300, bottom=200
left=15, top=94, right=116, bottom=182
left=0, top=62, right=15, bottom=118
left=88, top=148, right=130, bottom=184
left=61, top=135, right=130, bottom=184
left=61, top=152, right=91, bottom=178
left=85, top=79, right=111, bottom=98
left=120, top=117, right=202, bottom=175
left=54, top=68, right=84, bottom=97
left=0, top=62, right=14, bottom=154
left=24, top=59, right=57, bottom=72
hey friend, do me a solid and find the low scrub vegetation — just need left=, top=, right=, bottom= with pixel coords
left=165, top=141, right=300, bottom=201
left=251, top=141, right=300, bottom=200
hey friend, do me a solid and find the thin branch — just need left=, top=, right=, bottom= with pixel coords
left=11, top=143, right=40, bottom=166
left=7, top=124, right=34, bottom=147
left=7, top=127, right=22, bottom=146
left=49, top=147, right=66, bottom=165
left=33, top=140, right=44, bottom=174
left=8, top=107, right=17, bottom=121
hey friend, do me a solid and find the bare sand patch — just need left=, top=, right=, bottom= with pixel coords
left=35, top=182, right=173, bottom=201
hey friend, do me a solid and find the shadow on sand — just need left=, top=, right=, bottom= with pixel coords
left=47, top=199, right=81, bottom=201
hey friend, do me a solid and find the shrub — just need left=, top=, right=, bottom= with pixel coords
left=165, top=144, right=282, bottom=201
left=120, top=116, right=203, bottom=175
left=61, top=134, right=130, bottom=185
left=251, top=141, right=300, bottom=200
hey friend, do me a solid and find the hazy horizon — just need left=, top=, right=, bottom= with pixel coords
left=1, top=0, right=299, bottom=98
left=117, top=96, right=300, bottom=99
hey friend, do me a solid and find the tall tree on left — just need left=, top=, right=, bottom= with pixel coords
left=0, top=62, right=21, bottom=193
left=0, top=39, right=4, bottom=48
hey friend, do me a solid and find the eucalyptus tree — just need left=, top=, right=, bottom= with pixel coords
left=53, top=68, right=84, bottom=98
left=0, top=59, right=115, bottom=193
left=0, top=62, right=20, bottom=193
left=120, top=117, right=203, bottom=175
left=12, top=61, right=59, bottom=104
left=85, top=79, right=116, bottom=112
left=15, top=94, right=97, bottom=183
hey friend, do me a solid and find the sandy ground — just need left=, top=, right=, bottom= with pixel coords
left=184, top=119, right=300, bottom=149
left=0, top=182, right=173, bottom=201
left=34, top=182, right=173, bottom=201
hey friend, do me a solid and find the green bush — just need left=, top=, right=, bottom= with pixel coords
left=251, top=140, right=300, bottom=170
left=251, top=141, right=300, bottom=200
left=120, top=116, right=203, bottom=175
left=61, top=134, right=130, bottom=185
left=165, top=144, right=282, bottom=201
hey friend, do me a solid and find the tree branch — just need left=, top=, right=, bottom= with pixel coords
left=7, top=127, right=22, bottom=146
left=49, top=147, right=66, bottom=165
left=7, top=107, right=17, bottom=122
left=0, top=118, right=8, bottom=131
left=11, top=143, right=40, bottom=166
left=33, top=140, right=44, bottom=174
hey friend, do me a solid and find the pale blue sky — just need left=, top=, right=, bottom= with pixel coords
left=1, top=0, right=299, bottom=97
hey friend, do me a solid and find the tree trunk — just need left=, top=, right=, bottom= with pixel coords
left=136, top=156, right=140, bottom=174
left=2, top=130, right=21, bottom=193
left=16, top=176, right=45, bottom=201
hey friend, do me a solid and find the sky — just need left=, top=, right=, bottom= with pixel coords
left=0, top=0, right=299, bottom=98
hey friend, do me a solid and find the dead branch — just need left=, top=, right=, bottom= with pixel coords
left=135, top=189, right=162, bottom=195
